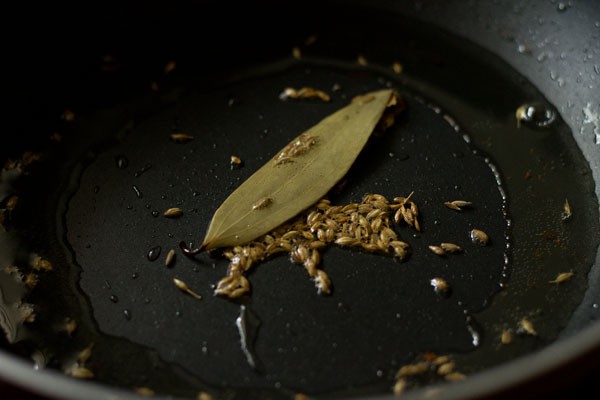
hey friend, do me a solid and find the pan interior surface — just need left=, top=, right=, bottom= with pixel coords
left=1, top=2, right=599, bottom=399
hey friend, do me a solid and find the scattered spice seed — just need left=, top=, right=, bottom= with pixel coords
left=279, top=87, right=331, bottom=102
left=68, top=367, right=94, bottom=379
left=197, top=392, right=213, bottom=400
left=469, top=229, right=489, bottom=246
left=444, top=372, right=466, bottom=381
left=169, top=133, right=194, bottom=143
left=77, top=343, right=94, bottom=364
left=163, top=208, right=183, bottom=218
left=392, top=62, right=403, bottom=74
left=440, top=242, right=462, bottom=253
left=437, top=362, right=456, bottom=376
left=197, top=392, right=214, bottom=400
left=428, top=245, right=446, bottom=256
left=518, top=318, right=537, bottom=336
left=444, top=200, right=472, bottom=211
left=230, top=155, right=243, bottom=167
left=396, top=362, right=429, bottom=377
left=33, top=257, right=53, bottom=272
left=165, top=60, right=176, bottom=74
left=64, top=318, right=77, bottom=336
left=501, top=329, right=512, bottom=344
left=392, top=378, right=407, bottom=395
left=173, top=278, right=203, bottom=300
left=292, top=46, right=302, bottom=59
left=165, top=249, right=176, bottom=267
left=430, top=277, right=450, bottom=296
left=252, top=197, right=273, bottom=210
left=62, top=109, right=75, bottom=122
left=357, top=54, right=368, bottom=66
left=135, top=387, right=155, bottom=397
left=549, top=271, right=574, bottom=284
left=562, top=199, right=572, bottom=221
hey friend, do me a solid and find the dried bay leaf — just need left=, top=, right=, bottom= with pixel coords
left=200, top=89, right=401, bottom=250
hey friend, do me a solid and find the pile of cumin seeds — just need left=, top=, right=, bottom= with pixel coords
left=214, top=193, right=416, bottom=298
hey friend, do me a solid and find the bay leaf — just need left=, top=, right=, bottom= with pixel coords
left=201, top=89, right=399, bottom=250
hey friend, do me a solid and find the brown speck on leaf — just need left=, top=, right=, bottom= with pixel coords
left=392, top=62, right=403, bottom=74
left=163, top=208, right=183, bottom=218
left=357, top=54, right=368, bottom=66
left=279, top=87, right=331, bottom=102
left=549, top=271, right=574, bottom=284
left=169, top=133, right=194, bottom=143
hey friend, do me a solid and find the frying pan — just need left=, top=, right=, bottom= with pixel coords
left=1, top=0, right=599, bottom=399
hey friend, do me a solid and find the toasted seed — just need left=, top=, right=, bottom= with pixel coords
left=197, top=391, right=214, bottom=400
left=68, top=367, right=94, bottom=379
left=515, top=104, right=527, bottom=128
left=501, top=329, right=512, bottom=344
left=437, top=362, right=455, bottom=376
left=432, top=355, right=450, bottom=365
left=549, top=271, right=574, bottom=284
left=169, top=133, right=194, bottom=143
left=428, top=245, right=446, bottom=256
left=165, top=249, right=176, bottom=267
left=444, top=372, right=466, bottom=381
left=396, top=362, right=429, bottom=378
left=440, top=242, right=462, bottom=253
left=135, top=387, right=155, bottom=397
left=173, top=278, right=202, bottom=300
left=430, top=277, right=450, bottom=296
left=518, top=318, right=537, bottom=336
left=335, top=236, right=357, bottom=246
left=230, top=155, right=242, bottom=166
left=469, top=229, right=489, bottom=246
left=163, top=207, right=183, bottom=218
left=252, top=197, right=272, bottom=210
left=309, top=240, right=326, bottom=250
left=562, top=199, right=572, bottom=221
left=357, top=54, right=368, bottom=66
left=292, top=46, right=302, bottom=59
left=24, top=273, right=39, bottom=289
left=78, top=343, right=94, bottom=364
left=314, top=270, right=331, bottom=295
left=393, top=378, right=407, bottom=395
left=444, top=200, right=472, bottom=211
left=392, top=62, right=403, bottom=74
left=34, top=258, right=53, bottom=271
left=282, top=230, right=300, bottom=240
left=165, top=60, right=176, bottom=74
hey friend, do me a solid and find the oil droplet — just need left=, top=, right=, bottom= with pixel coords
left=115, top=155, right=129, bottom=169
left=147, top=246, right=161, bottom=261
left=151, top=210, right=159, bottom=217
left=123, top=309, right=132, bottom=320
left=109, top=295, right=119, bottom=303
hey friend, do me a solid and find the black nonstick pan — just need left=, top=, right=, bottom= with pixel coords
left=1, top=1, right=599, bottom=399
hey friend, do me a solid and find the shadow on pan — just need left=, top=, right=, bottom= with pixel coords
left=1, top=1, right=599, bottom=399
